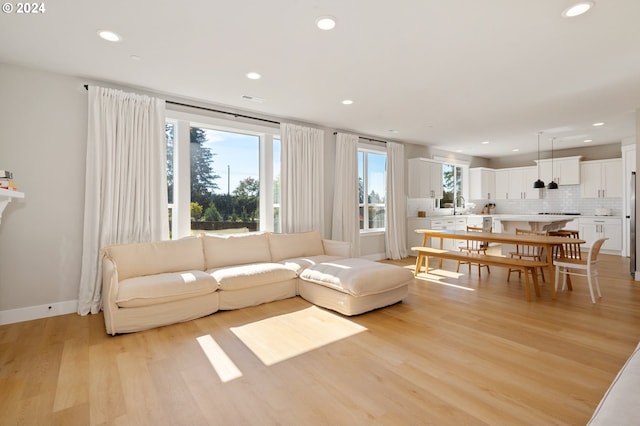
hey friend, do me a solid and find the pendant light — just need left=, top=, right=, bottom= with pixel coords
left=547, top=137, right=559, bottom=189
left=533, top=132, right=545, bottom=188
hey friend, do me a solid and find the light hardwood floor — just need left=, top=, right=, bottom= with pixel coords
left=2, top=254, right=640, bottom=425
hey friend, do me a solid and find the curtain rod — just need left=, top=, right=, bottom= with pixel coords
left=332, top=131, right=387, bottom=144
left=83, top=84, right=280, bottom=125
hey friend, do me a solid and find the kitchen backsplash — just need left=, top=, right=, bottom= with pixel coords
left=408, top=186, right=623, bottom=217
left=472, top=185, right=622, bottom=216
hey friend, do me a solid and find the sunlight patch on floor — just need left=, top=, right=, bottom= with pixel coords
left=230, top=306, right=367, bottom=366
left=415, top=269, right=475, bottom=291
left=196, top=334, right=243, bottom=383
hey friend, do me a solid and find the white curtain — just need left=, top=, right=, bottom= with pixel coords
left=78, top=86, right=168, bottom=315
left=385, top=141, right=408, bottom=259
left=280, top=123, right=324, bottom=234
left=331, top=132, right=360, bottom=256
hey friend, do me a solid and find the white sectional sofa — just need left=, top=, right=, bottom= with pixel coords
left=102, top=231, right=412, bottom=335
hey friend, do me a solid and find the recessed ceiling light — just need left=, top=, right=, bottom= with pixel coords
left=592, top=122, right=605, bottom=126
left=512, top=148, right=520, bottom=152
left=481, top=141, right=490, bottom=145
left=246, top=72, right=261, bottom=80
left=584, top=139, right=593, bottom=143
left=456, top=150, right=463, bottom=153
left=341, top=99, right=353, bottom=105
left=562, top=2, right=594, bottom=18
left=97, top=30, right=121, bottom=42
left=388, top=129, right=399, bottom=134
left=316, top=16, right=336, bottom=30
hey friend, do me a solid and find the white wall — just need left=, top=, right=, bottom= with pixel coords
left=0, top=63, right=87, bottom=321
left=0, top=62, right=350, bottom=322
left=0, top=62, right=411, bottom=322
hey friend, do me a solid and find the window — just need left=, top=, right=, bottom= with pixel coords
left=166, top=122, right=175, bottom=237
left=165, top=112, right=280, bottom=238
left=358, top=149, right=386, bottom=231
left=441, top=163, right=464, bottom=208
left=273, top=138, right=281, bottom=233
left=189, top=127, right=260, bottom=233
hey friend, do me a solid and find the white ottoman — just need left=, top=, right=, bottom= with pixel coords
left=298, top=258, right=412, bottom=315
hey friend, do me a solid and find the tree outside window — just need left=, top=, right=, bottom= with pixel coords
left=441, top=163, right=463, bottom=207
left=358, top=150, right=386, bottom=231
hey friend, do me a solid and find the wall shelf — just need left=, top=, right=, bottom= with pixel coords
left=0, top=188, right=25, bottom=225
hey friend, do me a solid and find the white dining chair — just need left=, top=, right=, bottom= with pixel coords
left=554, top=237, right=608, bottom=303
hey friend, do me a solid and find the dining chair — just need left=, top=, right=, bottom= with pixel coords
left=507, top=228, right=547, bottom=282
left=549, top=229, right=582, bottom=260
left=548, top=229, right=583, bottom=291
left=456, top=225, right=491, bottom=276
left=554, top=237, right=608, bottom=303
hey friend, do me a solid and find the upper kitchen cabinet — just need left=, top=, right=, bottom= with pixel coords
left=408, top=158, right=443, bottom=199
left=469, top=167, right=496, bottom=200
left=536, top=156, right=581, bottom=186
left=494, top=169, right=509, bottom=200
left=494, top=167, right=540, bottom=200
left=580, top=159, right=623, bottom=198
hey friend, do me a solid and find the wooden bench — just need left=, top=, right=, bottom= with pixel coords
left=412, top=246, right=549, bottom=301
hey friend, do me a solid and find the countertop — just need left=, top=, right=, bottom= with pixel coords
left=408, top=214, right=622, bottom=220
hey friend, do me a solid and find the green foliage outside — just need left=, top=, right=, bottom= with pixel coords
left=441, top=163, right=463, bottom=206
left=174, top=125, right=259, bottom=224
left=190, top=202, right=203, bottom=221
left=203, top=203, right=222, bottom=222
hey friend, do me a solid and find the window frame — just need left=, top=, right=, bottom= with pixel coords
left=165, top=109, right=280, bottom=239
left=433, top=156, right=470, bottom=208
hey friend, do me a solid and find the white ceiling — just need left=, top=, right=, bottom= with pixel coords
left=1, top=0, right=639, bottom=158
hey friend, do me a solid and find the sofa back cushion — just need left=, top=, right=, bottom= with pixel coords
left=202, top=232, right=272, bottom=269
left=268, top=231, right=325, bottom=262
left=104, top=237, right=204, bottom=281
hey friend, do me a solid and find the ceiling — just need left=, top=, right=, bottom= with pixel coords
left=1, top=0, right=639, bottom=158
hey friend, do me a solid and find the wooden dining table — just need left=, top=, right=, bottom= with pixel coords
left=414, top=229, right=585, bottom=299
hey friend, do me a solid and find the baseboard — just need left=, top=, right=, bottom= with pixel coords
left=0, top=299, right=78, bottom=326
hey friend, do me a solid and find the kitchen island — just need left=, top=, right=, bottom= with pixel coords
left=497, top=214, right=579, bottom=233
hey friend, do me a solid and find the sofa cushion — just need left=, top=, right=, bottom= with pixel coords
left=116, top=270, right=217, bottom=308
left=202, top=232, right=271, bottom=269
left=322, top=239, right=351, bottom=258
left=299, top=258, right=414, bottom=297
left=104, top=237, right=205, bottom=281
left=209, top=263, right=297, bottom=291
left=280, top=255, right=345, bottom=275
left=268, top=231, right=325, bottom=262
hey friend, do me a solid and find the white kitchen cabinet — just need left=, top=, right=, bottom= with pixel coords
left=440, top=217, right=467, bottom=251
left=408, top=158, right=443, bottom=199
left=494, top=170, right=510, bottom=200
left=407, top=217, right=431, bottom=253
left=536, top=156, right=581, bottom=186
left=465, top=215, right=485, bottom=228
left=578, top=217, right=622, bottom=252
left=495, top=167, right=540, bottom=200
left=469, top=168, right=496, bottom=200
left=580, top=159, right=623, bottom=198
left=421, top=217, right=467, bottom=251
left=521, top=167, right=541, bottom=200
